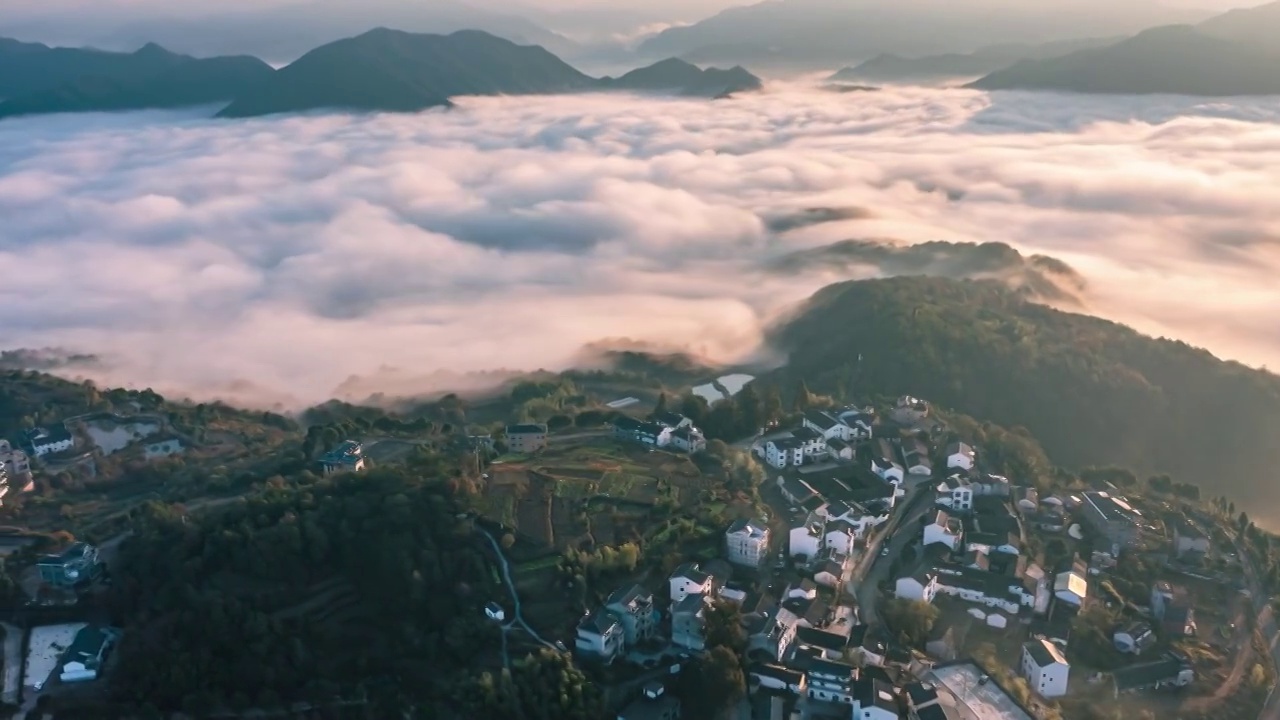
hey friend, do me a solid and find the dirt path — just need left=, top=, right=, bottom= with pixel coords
left=1183, top=598, right=1254, bottom=713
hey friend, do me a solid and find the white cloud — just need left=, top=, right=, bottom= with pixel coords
left=2, top=84, right=1280, bottom=406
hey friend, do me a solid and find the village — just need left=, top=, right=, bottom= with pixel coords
left=472, top=394, right=1272, bottom=720
left=0, top=383, right=1269, bottom=720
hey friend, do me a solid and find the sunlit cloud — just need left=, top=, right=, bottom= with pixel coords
left=2, top=84, right=1280, bottom=406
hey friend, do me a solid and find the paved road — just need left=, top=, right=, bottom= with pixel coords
left=851, top=480, right=934, bottom=625
left=478, top=528, right=557, bottom=667
left=1, top=622, right=20, bottom=705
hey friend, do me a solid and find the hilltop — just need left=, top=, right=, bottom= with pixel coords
left=0, top=40, right=274, bottom=118
left=969, top=2, right=1280, bottom=95
left=770, top=276, right=1280, bottom=514
left=829, top=37, right=1117, bottom=84
left=219, top=29, right=762, bottom=118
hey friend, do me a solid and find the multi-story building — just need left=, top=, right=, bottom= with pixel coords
left=575, top=609, right=624, bottom=662
left=504, top=423, right=548, bottom=453
left=606, top=585, right=657, bottom=646
left=27, top=426, right=73, bottom=457
left=725, top=518, right=770, bottom=567
left=671, top=593, right=708, bottom=651
left=765, top=437, right=804, bottom=468
left=669, top=563, right=713, bottom=603
left=1021, top=637, right=1069, bottom=698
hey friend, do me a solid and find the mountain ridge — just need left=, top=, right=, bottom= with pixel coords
left=0, top=29, right=762, bottom=120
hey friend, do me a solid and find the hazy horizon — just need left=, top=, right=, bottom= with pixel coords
left=2, top=83, right=1279, bottom=411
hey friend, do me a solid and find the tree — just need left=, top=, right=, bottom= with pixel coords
left=761, top=385, right=783, bottom=425
left=654, top=393, right=668, bottom=416
left=881, top=598, right=938, bottom=646
left=734, top=383, right=763, bottom=436
left=677, top=646, right=745, bottom=720
left=703, top=599, right=746, bottom=654
left=792, top=380, right=814, bottom=412
left=546, top=415, right=573, bottom=432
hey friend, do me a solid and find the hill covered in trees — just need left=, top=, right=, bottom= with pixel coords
left=107, top=468, right=602, bottom=718
left=770, top=276, right=1280, bottom=518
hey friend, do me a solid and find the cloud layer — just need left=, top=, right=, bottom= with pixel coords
left=2, top=85, right=1280, bottom=406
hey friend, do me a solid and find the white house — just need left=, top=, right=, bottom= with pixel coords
left=725, top=518, right=770, bottom=567
left=923, top=510, right=963, bottom=551
left=669, top=562, right=713, bottom=603
left=1021, top=637, right=1069, bottom=698
left=1172, top=521, right=1210, bottom=556
left=936, top=475, right=974, bottom=512
left=143, top=436, right=184, bottom=460
left=896, top=571, right=939, bottom=603
left=669, top=426, right=707, bottom=453
left=27, top=426, right=73, bottom=457
left=803, top=410, right=852, bottom=442
left=854, top=678, right=900, bottom=720
left=805, top=657, right=858, bottom=704
left=902, top=439, right=933, bottom=476
left=836, top=408, right=875, bottom=439
left=605, top=585, right=658, bottom=646
left=1054, top=570, right=1088, bottom=607
left=823, top=519, right=857, bottom=555
left=813, top=551, right=849, bottom=589
left=792, top=426, right=827, bottom=458
left=766, top=438, right=805, bottom=469
left=871, top=456, right=905, bottom=485
left=790, top=514, right=825, bottom=560
left=786, top=579, right=818, bottom=602
left=484, top=602, right=505, bottom=622
left=575, top=609, right=624, bottom=662
left=946, top=442, right=976, bottom=471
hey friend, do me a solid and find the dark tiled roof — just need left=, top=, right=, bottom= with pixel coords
left=804, top=410, right=842, bottom=431
left=1113, top=655, right=1190, bottom=691
left=792, top=426, right=821, bottom=441
left=795, top=626, right=848, bottom=652
left=652, top=412, right=686, bottom=428
left=749, top=663, right=804, bottom=685
left=905, top=682, right=938, bottom=707
left=672, top=562, right=709, bottom=584
left=1024, top=638, right=1066, bottom=667
left=505, top=423, right=547, bottom=435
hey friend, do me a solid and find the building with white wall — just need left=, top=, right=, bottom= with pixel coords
left=1021, top=637, right=1069, bottom=698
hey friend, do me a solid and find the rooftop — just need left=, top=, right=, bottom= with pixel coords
left=652, top=412, right=687, bottom=428
left=505, top=423, right=547, bottom=435
left=1023, top=637, right=1067, bottom=667
left=803, top=410, right=843, bottom=431
left=672, top=562, right=710, bottom=585
left=927, top=661, right=1035, bottom=720
left=37, top=542, right=93, bottom=566
left=1083, top=491, right=1143, bottom=524
left=607, top=584, right=653, bottom=609
left=795, top=626, right=848, bottom=652
left=792, top=426, right=821, bottom=441
left=1112, top=654, right=1190, bottom=691
left=578, top=608, right=621, bottom=635
left=727, top=518, right=769, bottom=539
left=319, top=440, right=363, bottom=465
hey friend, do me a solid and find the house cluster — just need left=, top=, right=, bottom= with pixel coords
left=760, top=408, right=873, bottom=470
left=779, top=465, right=898, bottom=546
left=899, top=497, right=1054, bottom=619
left=25, top=425, right=74, bottom=458
left=613, top=412, right=707, bottom=454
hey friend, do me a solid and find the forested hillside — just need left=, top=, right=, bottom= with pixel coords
left=107, top=468, right=603, bottom=718
left=772, top=277, right=1280, bottom=515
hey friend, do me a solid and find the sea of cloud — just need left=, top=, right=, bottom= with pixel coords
left=2, top=83, right=1280, bottom=406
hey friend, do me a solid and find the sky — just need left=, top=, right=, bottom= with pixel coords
left=2, top=83, right=1280, bottom=410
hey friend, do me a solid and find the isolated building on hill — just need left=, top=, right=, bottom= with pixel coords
left=37, top=542, right=100, bottom=588
left=319, top=440, right=366, bottom=474
left=26, top=425, right=73, bottom=457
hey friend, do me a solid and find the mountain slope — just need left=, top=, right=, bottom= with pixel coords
left=830, top=37, right=1118, bottom=83
left=1196, top=0, right=1280, bottom=53
left=0, top=55, right=274, bottom=118
left=602, top=58, right=762, bottom=96
left=968, top=24, right=1280, bottom=95
left=0, top=39, right=190, bottom=97
left=218, top=31, right=763, bottom=118
left=636, top=0, right=1212, bottom=69
left=218, top=28, right=594, bottom=118
left=772, top=276, right=1280, bottom=514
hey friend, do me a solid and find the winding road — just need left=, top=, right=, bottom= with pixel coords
left=478, top=528, right=558, bottom=667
